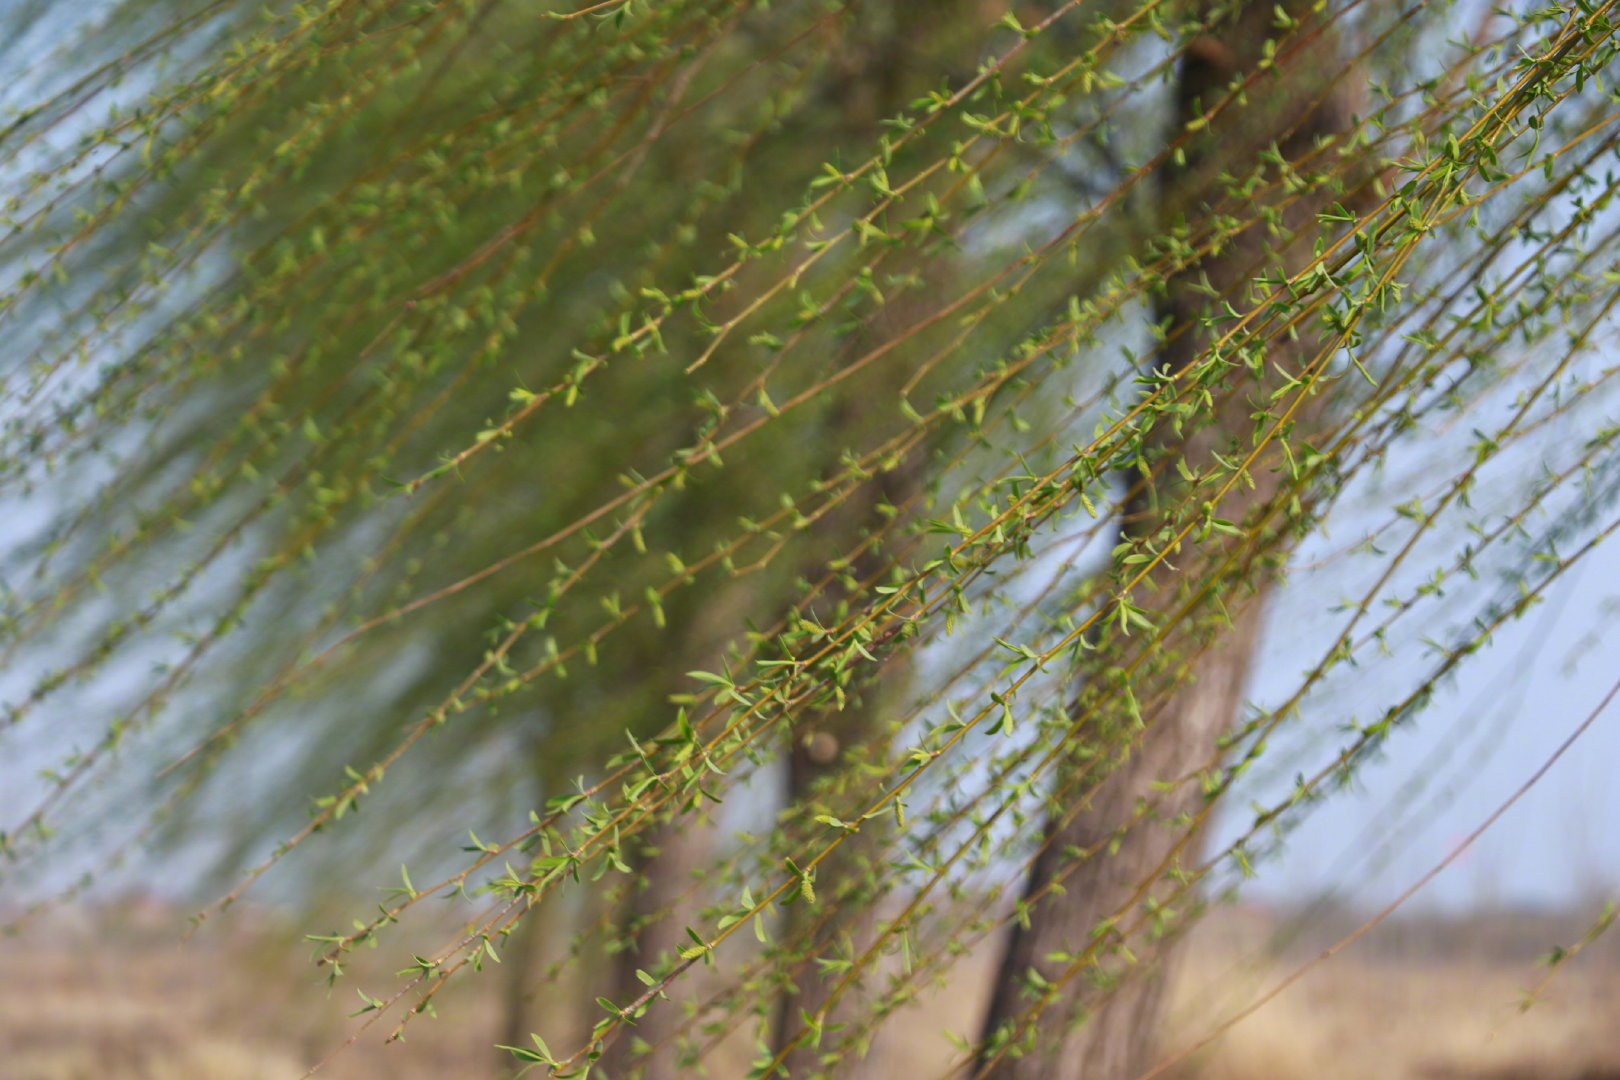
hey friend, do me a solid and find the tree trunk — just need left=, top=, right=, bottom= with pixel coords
left=495, top=885, right=569, bottom=1079
left=597, top=809, right=716, bottom=1080
left=978, top=5, right=1357, bottom=1079
left=768, top=6, right=980, bottom=1074
left=772, top=682, right=899, bottom=1080
left=598, top=581, right=762, bottom=1080
left=770, top=289, right=934, bottom=1075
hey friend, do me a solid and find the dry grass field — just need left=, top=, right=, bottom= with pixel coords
left=1161, top=906, right=1620, bottom=1080
left=4, top=898, right=1617, bottom=1080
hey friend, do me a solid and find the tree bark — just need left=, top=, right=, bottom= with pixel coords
left=768, top=5, right=981, bottom=1075
left=495, top=885, right=570, bottom=1079
left=769, top=191, right=944, bottom=1063
left=598, top=810, right=717, bottom=1080
left=598, top=581, right=762, bottom=1080
left=772, top=675, right=900, bottom=1080
left=771, top=468, right=919, bottom=1079
left=978, top=5, right=1357, bottom=1079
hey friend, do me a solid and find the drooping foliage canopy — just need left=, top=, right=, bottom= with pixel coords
left=3, top=0, right=1620, bottom=1077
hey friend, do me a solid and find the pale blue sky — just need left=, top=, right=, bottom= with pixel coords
left=1234, top=535, right=1620, bottom=912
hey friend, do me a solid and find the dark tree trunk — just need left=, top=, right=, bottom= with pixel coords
left=767, top=6, right=982, bottom=1075
left=771, top=340, right=930, bottom=1079
left=598, top=580, right=763, bottom=1080
left=495, top=886, right=569, bottom=1079
left=978, top=5, right=1358, bottom=1079
left=771, top=459, right=921, bottom=1078
left=598, top=810, right=716, bottom=1080
left=772, top=681, right=899, bottom=1080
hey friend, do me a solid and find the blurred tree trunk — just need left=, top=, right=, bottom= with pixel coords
left=978, top=5, right=1359, bottom=1079
left=772, top=466, right=916, bottom=1080
left=602, top=6, right=969, bottom=1068
left=763, top=6, right=979, bottom=1076
left=597, top=583, right=760, bottom=1080
left=496, top=884, right=566, bottom=1079
left=598, top=810, right=716, bottom=1080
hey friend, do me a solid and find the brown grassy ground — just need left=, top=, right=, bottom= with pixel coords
left=1161, top=906, right=1620, bottom=1080
left=3, top=899, right=1617, bottom=1080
